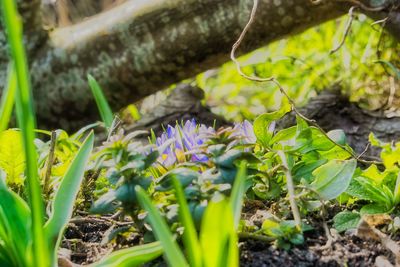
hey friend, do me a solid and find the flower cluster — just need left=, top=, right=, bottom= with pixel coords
left=155, top=119, right=256, bottom=167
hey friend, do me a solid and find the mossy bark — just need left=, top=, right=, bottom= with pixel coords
left=0, top=0, right=398, bottom=130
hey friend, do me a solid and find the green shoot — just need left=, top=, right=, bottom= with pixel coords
left=87, top=74, right=114, bottom=129
left=0, top=63, right=17, bottom=132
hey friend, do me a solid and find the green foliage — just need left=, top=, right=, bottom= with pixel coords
left=0, top=130, right=25, bottom=187
left=136, top=163, right=247, bottom=267
left=88, top=74, right=114, bottom=129
left=333, top=211, right=361, bottom=233
left=261, top=219, right=305, bottom=250
left=310, top=159, right=356, bottom=201
left=198, top=16, right=399, bottom=121
left=90, top=131, right=159, bottom=218
left=1, top=0, right=49, bottom=264
left=0, top=64, right=17, bottom=132
left=91, top=242, right=163, bottom=267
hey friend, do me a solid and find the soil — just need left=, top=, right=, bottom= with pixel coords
left=60, top=209, right=398, bottom=267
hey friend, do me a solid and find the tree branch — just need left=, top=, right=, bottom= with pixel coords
left=1, top=0, right=397, bottom=130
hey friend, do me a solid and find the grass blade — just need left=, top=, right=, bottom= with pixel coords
left=230, top=161, right=247, bottom=229
left=200, top=198, right=237, bottom=267
left=87, top=74, right=114, bottom=128
left=135, top=186, right=189, bottom=267
left=0, top=63, right=17, bottom=132
left=171, top=176, right=202, bottom=267
left=0, top=1, right=49, bottom=266
left=45, top=132, right=94, bottom=254
left=91, top=241, right=163, bottom=267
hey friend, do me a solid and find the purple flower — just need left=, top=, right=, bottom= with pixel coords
left=230, top=120, right=257, bottom=144
left=155, top=119, right=215, bottom=166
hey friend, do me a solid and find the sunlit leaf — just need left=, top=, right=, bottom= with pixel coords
left=0, top=130, right=25, bottom=186
left=311, top=159, right=356, bottom=200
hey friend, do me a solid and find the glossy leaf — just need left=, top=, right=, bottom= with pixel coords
left=311, top=159, right=356, bottom=200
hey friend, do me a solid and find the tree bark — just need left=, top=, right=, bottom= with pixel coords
left=0, top=0, right=398, bottom=130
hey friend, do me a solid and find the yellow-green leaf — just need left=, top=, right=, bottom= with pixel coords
left=0, top=130, right=25, bottom=186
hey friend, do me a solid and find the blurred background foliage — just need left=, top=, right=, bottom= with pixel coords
left=195, top=15, right=400, bottom=122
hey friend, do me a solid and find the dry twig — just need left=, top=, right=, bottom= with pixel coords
left=330, top=6, right=356, bottom=54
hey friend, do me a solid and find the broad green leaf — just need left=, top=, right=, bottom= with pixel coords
left=292, top=159, right=327, bottom=183
left=45, top=132, right=94, bottom=256
left=0, top=171, right=32, bottom=267
left=88, top=74, right=114, bottom=129
left=0, top=130, right=25, bottom=186
left=347, top=176, right=393, bottom=205
left=172, top=177, right=202, bottom=267
left=311, top=159, right=356, bottom=200
left=327, top=129, right=347, bottom=146
left=254, top=99, right=291, bottom=147
left=360, top=203, right=389, bottom=215
left=333, top=211, right=360, bottom=233
left=91, top=242, right=163, bottom=267
left=270, top=126, right=296, bottom=144
left=0, top=64, right=17, bottom=132
left=135, top=186, right=188, bottom=267
left=200, top=197, right=238, bottom=267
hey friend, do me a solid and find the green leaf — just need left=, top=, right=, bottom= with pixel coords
left=0, top=130, right=25, bottom=186
left=311, top=159, right=356, bottom=200
left=333, top=211, right=360, bottom=233
left=45, top=132, right=94, bottom=257
left=1, top=1, right=49, bottom=265
left=90, top=190, right=119, bottom=214
left=172, top=177, right=202, bottom=267
left=0, top=171, right=31, bottom=267
left=327, top=129, right=347, bottom=146
left=88, top=74, right=114, bottom=129
left=347, top=176, right=393, bottom=205
left=292, top=159, right=327, bottom=183
left=230, top=161, right=247, bottom=229
left=262, top=219, right=281, bottom=237
left=200, top=197, right=238, bottom=267
left=135, top=186, right=188, bottom=267
left=254, top=100, right=291, bottom=147
left=360, top=203, right=389, bottom=215
left=91, top=242, right=163, bottom=267
left=0, top=64, right=17, bottom=132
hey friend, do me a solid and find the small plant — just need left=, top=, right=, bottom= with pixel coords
left=90, top=130, right=159, bottom=223
left=135, top=162, right=247, bottom=267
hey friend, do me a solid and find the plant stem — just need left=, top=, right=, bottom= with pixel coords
left=44, top=131, right=57, bottom=196
left=277, top=151, right=302, bottom=229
